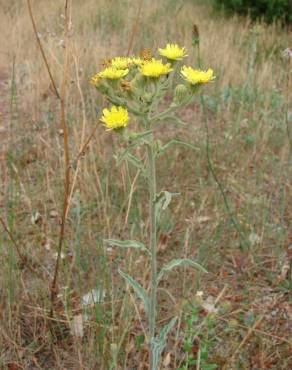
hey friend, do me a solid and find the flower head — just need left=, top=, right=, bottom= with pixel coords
left=130, top=56, right=144, bottom=66
left=98, top=66, right=129, bottom=79
left=100, top=106, right=129, bottom=130
left=110, top=57, right=131, bottom=70
left=158, top=43, right=187, bottom=60
left=139, top=58, right=173, bottom=78
left=181, top=66, right=215, bottom=85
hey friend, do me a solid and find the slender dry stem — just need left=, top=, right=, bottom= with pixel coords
left=126, top=0, right=144, bottom=56
left=49, top=0, right=71, bottom=316
left=27, top=0, right=60, bottom=100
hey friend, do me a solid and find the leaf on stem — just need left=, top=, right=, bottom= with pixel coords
left=116, top=149, right=146, bottom=173
left=157, top=258, right=207, bottom=283
left=150, top=317, right=177, bottom=370
left=104, top=239, right=150, bottom=254
left=118, top=269, right=150, bottom=315
left=157, top=139, right=199, bottom=156
left=155, top=191, right=179, bottom=221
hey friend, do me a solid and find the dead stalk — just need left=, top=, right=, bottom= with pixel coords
left=50, top=0, right=71, bottom=316
left=27, top=0, right=60, bottom=100
left=126, top=0, right=144, bottom=56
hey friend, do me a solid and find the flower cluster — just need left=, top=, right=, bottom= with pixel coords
left=91, top=43, right=215, bottom=130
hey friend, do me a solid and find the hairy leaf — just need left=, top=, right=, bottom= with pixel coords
left=157, top=258, right=207, bottom=283
left=118, top=269, right=150, bottom=315
left=150, top=317, right=177, bottom=370
left=104, top=239, right=150, bottom=254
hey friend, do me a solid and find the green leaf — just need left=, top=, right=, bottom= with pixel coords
left=129, top=130, right=152, bottom=145
left=125, top=152, right=145, bottom=172
left=115, top=131, right=152, bottom=170
left=157, top=258, right=207, bottom=283
left=104, top=239, right=150, bottom=254
left=159, top=115, right=186, bottom=125
left=150, top=317, right=177, bottom=370
left=155, top=191, right=179, bottom=222
left=116, top=149, right=145, bottom=173
left=161, top=191, right=172, bottom=211
left=158, top=139, right=199, bottom=156
left=118, top=269, right=150, bottom=315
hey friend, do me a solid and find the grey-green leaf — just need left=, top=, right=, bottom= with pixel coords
left=104, top=239, right=149, bottom=254
left=150, top=317, right=177, bottom=370
left=155, top=191, right=179, bottom=221
left=118, top=269, right=150, bottom=315
left=125, top=152, right=145, bottom=172
left=157, top=258, right=207, bottom=283
left=158, top=139, right=199, bottom=156
left=161, top=191, right=172, bottom=210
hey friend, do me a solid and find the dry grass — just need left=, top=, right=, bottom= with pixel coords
left=0, top=0, right=292, bottom=369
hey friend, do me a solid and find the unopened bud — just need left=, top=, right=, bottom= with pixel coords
left=192, top=24, right=200, bottom=46
left=173, top=84, right=190, bottom=106
left=143, top=92, right=153, bottom=103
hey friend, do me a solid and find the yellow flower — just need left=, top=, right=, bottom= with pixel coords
left=181, top=66, right=215, bottom=85
left=111, top=57, right=131, bottom=70
left=158, top=43, right=187, bottom=60
left=139, top=59, right=173, bottom=78
left=98, top=66, right=129, bottom=79
left=90, top=73, right=101, bottom=86
left=100, top=106, right=129, bottom=130
left=129, top=56, right=144, bottom=66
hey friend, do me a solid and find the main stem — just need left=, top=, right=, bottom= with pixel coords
left=146, top=125, right=157, bottom=369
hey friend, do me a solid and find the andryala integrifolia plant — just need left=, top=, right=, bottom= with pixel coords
left=91, top=43, right=214, bottom=369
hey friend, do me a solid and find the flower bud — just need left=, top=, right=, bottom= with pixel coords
left=192, top=24, right=200, bottom=46
left=173, top=84, right=190, bottom=106
left=143, top=92, right=153, bottom=103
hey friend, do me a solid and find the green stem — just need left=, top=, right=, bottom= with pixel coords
left=151, top=93, right=194, bottom=123
left=145, top=119, right=157, bottom=369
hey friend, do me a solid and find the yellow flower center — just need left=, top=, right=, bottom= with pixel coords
left=100, top=106, right=129, bottom=130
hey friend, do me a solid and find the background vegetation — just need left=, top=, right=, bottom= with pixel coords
left=0, top=0, right=291, bottom=369
left=213, top=0, right=292, bottom=24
